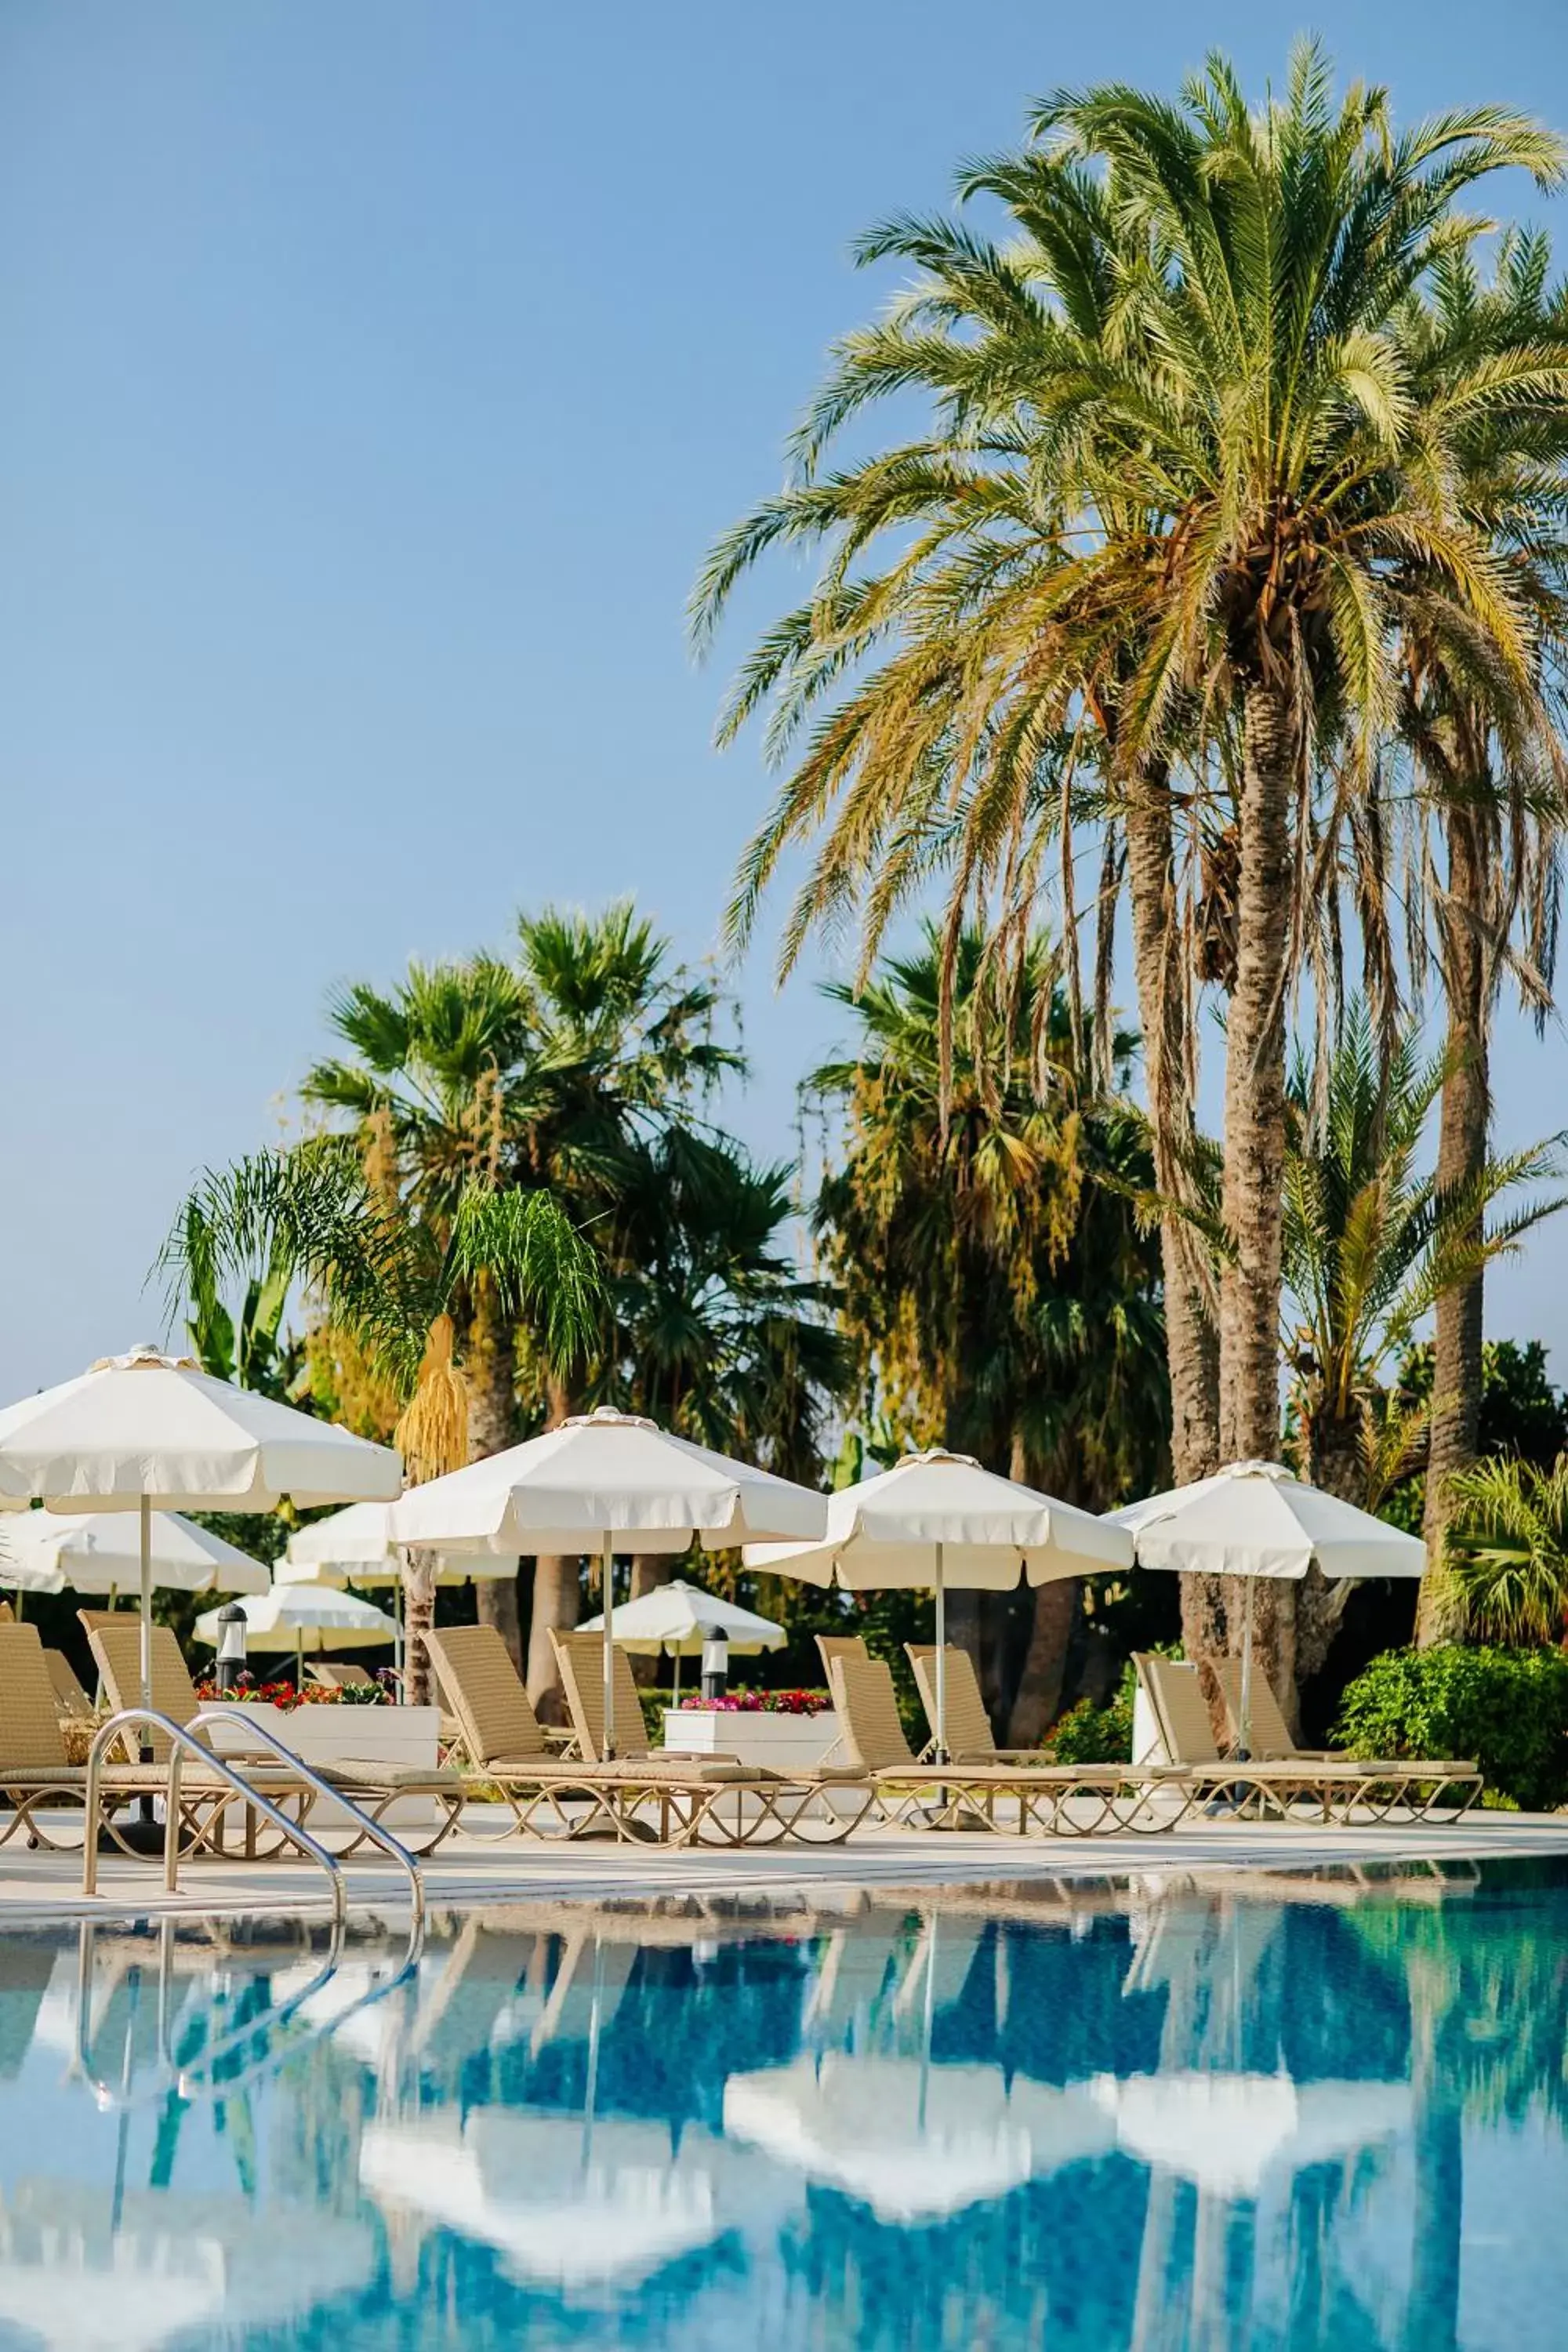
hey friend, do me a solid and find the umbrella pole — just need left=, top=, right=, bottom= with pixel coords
left=138, top=1494, right=153, bottom=1720
left=601, top=1533, right=615, bottom=1759
left=672, top=1643, right=680, bottom=1709
left=296, top=1626, right=304, bottom=1690
left=933, top=1542, right=948, bottom=1765
left=1237, top=1577, right=1255, bottom=1762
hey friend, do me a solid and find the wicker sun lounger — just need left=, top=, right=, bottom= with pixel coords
left=1212, top=1656, right=1482, bottom=1791
left=45, top=1649, right=96, bottom=1723
left=88, top=1618, right=465, bottom=1858
left=1134, top=1654, right=1482, bottom=1822
left=829, top=1651, right=1163, bottom=1835
left=0, top=1622, right=169, bottom=1854
left=550, top=1631, right=871, bottom=1847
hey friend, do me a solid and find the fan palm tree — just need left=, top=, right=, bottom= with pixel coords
left=811, top=924, right=1167, bottom=1735
left=1443, top=1454, right=1568, bottom=1641
left=1388, top=237, right=1568, bottom=1632
left=165, top=1132, right=601, bottom=1700
left=695, top=42, right=1566, bottom=1708
left=1279, top=1000, right=1563, bottom=1675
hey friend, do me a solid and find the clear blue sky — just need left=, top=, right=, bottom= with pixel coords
left=2, top=0, right=1566, bottom=1397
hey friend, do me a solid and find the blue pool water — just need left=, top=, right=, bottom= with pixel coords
left=0, top=1860, right=1564, bottom=2349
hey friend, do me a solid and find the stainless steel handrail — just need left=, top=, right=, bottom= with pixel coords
left=192, top=1704, right=426, bottom=1936
left=82, top=1708, right=347, bottom=1932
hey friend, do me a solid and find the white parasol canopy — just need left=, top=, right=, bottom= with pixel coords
left=360, top=2111, right=724, bottom=2288
left=0, top=1348, right=401, bottom=1514
left=281, top=1500, right=516, bottom=1588
left=1109, top=1461, right=1427, bottom=1582
left=578, top=1577, right=785, bottom=1654
left=0, top=1346, right=402, bottom=1722
left=0, top=2181, right=373, bottom=2352
left=724, top=2055, right=1115, bottom=2223
left=1108, top=1460, right=1425, bottom=1753
left=0, top=1508, right=270, bottom=1598
left=1091, top=2069, right=1411, bottom=2200
left=745, top=1450, right=1132, bottom=1759
left=194, top=1582, right=397, bottom=1669
left=390, top=1408, right=827, bottom=1754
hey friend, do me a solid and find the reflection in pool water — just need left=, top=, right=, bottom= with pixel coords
left=0, top=1860, right=1564, bottom=2348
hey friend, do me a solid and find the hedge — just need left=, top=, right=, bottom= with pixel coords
left=1333, top=1644, right=1568, bottom=1813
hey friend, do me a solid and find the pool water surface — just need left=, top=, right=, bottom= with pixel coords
left=0, top=1858, right=1564, bottom=2349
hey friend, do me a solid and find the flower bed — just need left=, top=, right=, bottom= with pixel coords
left=193, top=1675, right=387, bottom=1710
left=675, top=1687, right=829, bottom=1716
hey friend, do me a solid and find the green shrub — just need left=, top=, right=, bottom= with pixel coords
left=1333, top=1644, right=1568, bottom=1812
left=1047, top=1661, right=1137, bottom=1764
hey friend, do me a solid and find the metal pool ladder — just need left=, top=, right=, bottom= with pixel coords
left=82, top=1704, right=426, bottom=1936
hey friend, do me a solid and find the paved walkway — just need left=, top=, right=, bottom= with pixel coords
left=2, top=1810, right=1566, bottom=1928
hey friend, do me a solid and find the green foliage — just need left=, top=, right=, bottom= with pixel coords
left=811, top=924, right=1168, bottom=1510
left=1443, top=1456, right=1568, bottom=1642
left=1334, top=1644, right=1568, bottom=1811
left=1281, top=1002, right=1563, bottom=1490
left=1382, top=1341, right=1568, bottom=1531
left=1046, top=1659, right=1137, bottom=1765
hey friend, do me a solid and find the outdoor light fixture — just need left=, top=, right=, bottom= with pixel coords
left=700, top=1625, right=729, bottom=1703
left=215, top=1601, right=248, bottom=1693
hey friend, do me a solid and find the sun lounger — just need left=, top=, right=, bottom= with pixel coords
left=906, top=1643, right=1050, bottom=1764
left=550, top=1631, right=871, bottom=1846
left=1213, top=1656, right=1480, bottom=1787
left=88, top=1618, right=464, bottom=1857
left=0, top=1621, right=220, bottom=1856
left=829, top=1650, right=1163, bottom=1835
left=1134, top=1653, right=1481, bottom=1821
left=45, top=1650, right=96, bottom=1723
left=305, top=1661, right=383, bottom=1692
left=423, top=1623, right=654, bottom=1842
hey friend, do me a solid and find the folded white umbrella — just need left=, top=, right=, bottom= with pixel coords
left=0, top=1346, right=401, bottom=1722
left=194, top=1581, right=397, bottom=1678
left=0, top=1508, right=270, bottom=1598
left=745, top=1450, right=1132, bottom=1759
left=1108, top=1461, right=1425, bottom=1752
left=391, top=1408, right=826, bottom=1754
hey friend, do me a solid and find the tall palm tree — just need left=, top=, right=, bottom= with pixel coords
left=811, top=924, right=1167, bottom=1735
left=695, top=44, right=1565, bottom=1706
left=1279, top=1000, right=1563, bottom=1678
left=507, top=904, right=742, bottom=1712
left=303, top=955, right=536, bottom=1658
left=165, top=1132, right=601, bottom=1700
left=1390, top=237, right=1568, bottom=1632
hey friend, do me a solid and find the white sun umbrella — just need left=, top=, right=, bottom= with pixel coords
left=282, top=1500, right=514, bottom=1587
left=194, top=1584, right=397, bottom=1682
left=745, top=1450, right=1133, bottom=1762
left=578, top=1577, right=785, bottom=1704
left=1108, top=1460, right=1425, bottom=1755
left=361, top=2110, right=726, bottom=2288
left=390, top=1407, right=826, bottom=1756
left=1091, top=2070, right=1411, bottom=2200
left=0, top=1508, right=270, bottom=1599
left=0, top=2181, right=373, bottom=2352
left=724, top=2054, right=1115, bottom=2223
left=0, top=1346, right=401, bottom=1726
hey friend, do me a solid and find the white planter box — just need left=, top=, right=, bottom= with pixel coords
left=662, top=1708, right=842, bottom=1773
left=205, top=1704, right=441, bottom=1836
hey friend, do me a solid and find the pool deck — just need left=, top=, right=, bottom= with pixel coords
left=2, top=1809, right=1566, bottom=1926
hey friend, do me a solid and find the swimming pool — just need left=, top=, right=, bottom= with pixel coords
left=0, top=1859, right=1563, bottom=2349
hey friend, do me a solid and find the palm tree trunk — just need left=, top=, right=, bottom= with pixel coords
left=1007, top=1577, right=1079, bottom=1745
left=1125, top=764, right=1225, bottom=1708
left=525, top=1374, right=581, bottom=1723
left=403, top=1548, right=437, bottom=1707
left=1296, top=1405, right=1363, bottom=1682
left=1419, top=802, right=1488, bottom=1647
left=1221, top=681, right=1298, bottom=1708
left=466, top=1275, right=523, bottom=1671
